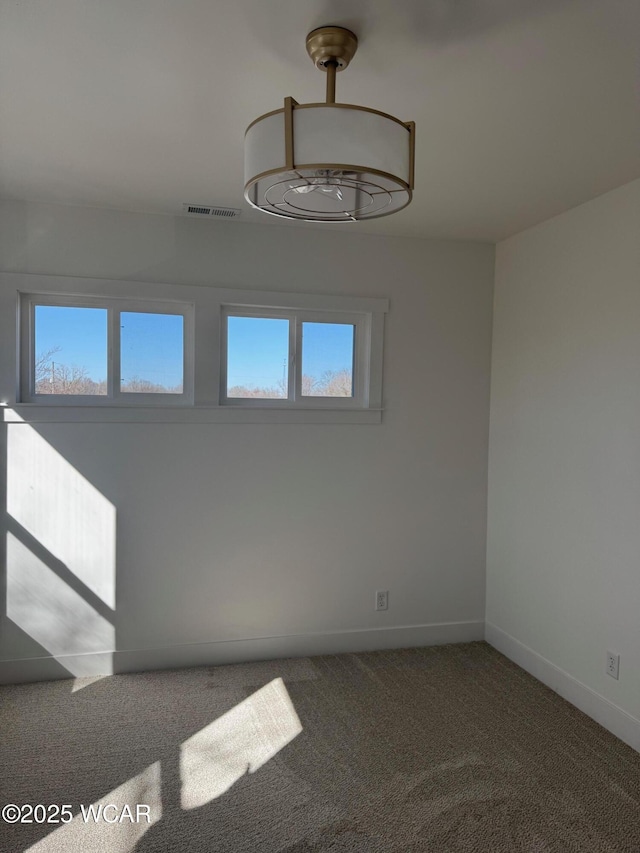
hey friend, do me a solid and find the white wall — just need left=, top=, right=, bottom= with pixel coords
left=0, top=201, right=494, bottom=680
left=487, top=178, right=640, bottom=739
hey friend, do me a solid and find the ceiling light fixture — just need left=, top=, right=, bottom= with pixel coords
left=244, top=26, right=415, bottom=222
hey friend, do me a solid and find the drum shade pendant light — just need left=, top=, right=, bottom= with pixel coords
left=244, top=26, right=415, bottom=222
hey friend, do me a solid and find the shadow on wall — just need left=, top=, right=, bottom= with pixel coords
left=1, top=408, right=116, bottom=682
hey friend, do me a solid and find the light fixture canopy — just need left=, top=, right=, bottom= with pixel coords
left=244, top=26, right=415, bottom=222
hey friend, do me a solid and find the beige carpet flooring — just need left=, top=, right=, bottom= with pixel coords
left=2, top=642, right=640, bottom=852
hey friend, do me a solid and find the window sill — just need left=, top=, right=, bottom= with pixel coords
left=3, top=404, right=383, bottom=425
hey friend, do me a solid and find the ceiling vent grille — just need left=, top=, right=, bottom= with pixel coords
left=182, top=204, right=241, bottom=219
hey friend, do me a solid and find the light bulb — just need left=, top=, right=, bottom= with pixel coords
left=290, top=170, right=344, bottom=202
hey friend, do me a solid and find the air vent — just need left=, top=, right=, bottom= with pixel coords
left=182, top=204, right=241, bottom=219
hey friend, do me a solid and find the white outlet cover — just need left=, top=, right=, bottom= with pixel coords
left=375, top=590, right=389, bottom=611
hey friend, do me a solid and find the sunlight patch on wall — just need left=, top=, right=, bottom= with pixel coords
left=180, top=677, right=303, bottom=809
left=7, top=534, right=115, bottom=676
left=25, top=761, right=162, bottom=853
left=7, top=423, right=116, bottom=608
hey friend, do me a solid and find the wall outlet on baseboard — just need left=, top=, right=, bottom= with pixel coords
left=606, top=651, right=620, bottom=680
left=375, top=590, right=389, bottom=611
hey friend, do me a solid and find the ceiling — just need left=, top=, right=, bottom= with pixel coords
left=1, top=0, right=638, bottom=242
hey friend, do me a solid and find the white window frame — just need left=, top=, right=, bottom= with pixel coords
left=20, top=292, right=195, bottom=406
left=220, top=307, right=296, bottom=406
left=220, top=307, right=369, bottom=409
left=3, top=273, right=387, bottom=424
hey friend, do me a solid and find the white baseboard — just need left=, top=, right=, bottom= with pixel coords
left=485, top=622, right=640, bottom=753
left=0, top=619, right=484, bottom=685
left=0, top=652, right=114, bottom=685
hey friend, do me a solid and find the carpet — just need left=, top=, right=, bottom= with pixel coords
left=1, top=642, right=640, bottom=852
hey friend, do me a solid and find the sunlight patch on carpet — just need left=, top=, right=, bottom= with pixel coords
left=25, top=761, right=162, bottom=853
left=180, top=677, right=302, bottom=809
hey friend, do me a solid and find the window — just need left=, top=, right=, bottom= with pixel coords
left=300, top=321, right=355, bottom=398
left=21, top=294, right=193, bottom=405
left=221, top=308, right=367, bottom=408
left=225, top=314, right=290, bottom=400
left=34, top=305, right=108, bottom=396
left=120, top=312, right=185, bottom=395
left=13, top=276, right=387, bottom=423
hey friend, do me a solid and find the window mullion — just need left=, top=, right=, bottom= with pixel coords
left=292, top=314, right=300, bottom=403
left=28, top=299, right=36, bottom=399
left=109, top=307, right=120, bottom=400
left=219, top=309, right=229, bottom=403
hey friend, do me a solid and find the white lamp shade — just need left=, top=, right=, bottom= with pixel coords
left=245, top=103, right=414, bottom=221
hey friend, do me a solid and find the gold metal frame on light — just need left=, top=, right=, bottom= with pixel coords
left=244, top=99, right=416, bottom=217
left=246, top=179, right=412, bottom=222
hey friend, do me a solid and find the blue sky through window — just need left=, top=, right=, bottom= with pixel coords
left=35, top=306, right=184, bottom=388
left=34, top=306, right=355, bottom=394
left=226, top=317, right=354, bottom=390
left=227, top=317, right=289, bottom=391
left=35, top=306, right=108, bottom=381
left=120, top=312, right=183, bottom=389
left=302, top=322, right=354, bottom=377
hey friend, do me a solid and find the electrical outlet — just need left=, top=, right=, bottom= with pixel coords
left=606, top=651, right=620, bottom=680
left=375, top=590, right=388, bottom=611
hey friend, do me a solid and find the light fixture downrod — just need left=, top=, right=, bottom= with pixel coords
left=325, top=60, right=337, bottom=104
